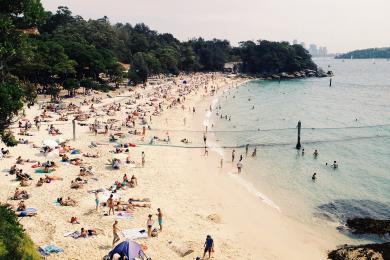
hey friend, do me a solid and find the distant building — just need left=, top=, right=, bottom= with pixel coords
left=223, top=62, right=241, bottom=74
left=309, top=44, right=318, bottom=56
left=17, top=27, right=39, bottom=35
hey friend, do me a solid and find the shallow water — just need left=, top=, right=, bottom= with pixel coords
left=210, top=58, right=390, bottom=242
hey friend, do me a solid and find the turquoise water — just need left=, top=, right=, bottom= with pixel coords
left=211, top=58, right=390, bottom=240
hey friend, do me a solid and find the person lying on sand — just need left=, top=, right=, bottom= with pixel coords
left=13, top=188, right=29, bottom=200
left=57, top=197, right=77, bottom=206
left=20, top=179, right=31, bottom=187
left=69, top=158, right=82, bottom=166
left=70, top=179, right=86, bottom=189
left=83, top=152, right=100, bottom=158
left=79, top=167, right=94, bottom=176
left=45, top=175, right=63, bottom=182
left=80, top=228, right=98, bottom=238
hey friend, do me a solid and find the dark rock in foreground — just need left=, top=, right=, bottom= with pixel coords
left=328, top=242, right=390, bottom=260
left=347, top=218, right=390, bottom=236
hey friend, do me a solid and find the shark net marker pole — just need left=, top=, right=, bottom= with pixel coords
left=296, top=120, right=301, bottom=149
left=72, top=119, right=76, bottom=141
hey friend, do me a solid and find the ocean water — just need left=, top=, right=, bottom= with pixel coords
left=210, top=58, right=390, bottom=241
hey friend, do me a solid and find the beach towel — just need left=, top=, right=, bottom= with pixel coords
left=35, top=168, right=55, bottom=174
left=64, top=231, right=81, bottom=239
left=38, top=243, right=63, bottom=256
left=121, top=228, right=148, bottom=240
left=71, top=149, right=81, bottom=154
left=18, top=208, right=37, bottom=217
left=116, top=212, right=134, bottom=220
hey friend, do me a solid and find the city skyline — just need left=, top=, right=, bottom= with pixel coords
left=41, top=0, right=390, bottom=53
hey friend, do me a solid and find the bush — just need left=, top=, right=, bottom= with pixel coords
left=1, top=131, right=18, bottom=147
left=0, top=205, right=41, bottom=259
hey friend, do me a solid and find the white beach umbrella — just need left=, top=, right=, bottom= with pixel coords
left=42, top=139, right=58, bottom=148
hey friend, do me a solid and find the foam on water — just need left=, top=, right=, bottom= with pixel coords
left=228, top=171, right=281, bottom=212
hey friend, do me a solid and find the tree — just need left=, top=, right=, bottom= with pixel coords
left=128, top=52, right=149, bottom=84
left=63, top=78, right=79, bottom=96
left=0, top=78, right=24, bottom=133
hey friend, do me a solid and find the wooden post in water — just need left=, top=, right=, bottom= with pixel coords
left=72, top=119, right=76, bottom=141
left=329, top=78, right=332, bottom=87
left=296, top=121, right=301, bottom=149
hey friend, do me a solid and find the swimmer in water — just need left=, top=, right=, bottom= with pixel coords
left=332, top=161, right=338, bottom=169
left=312, top=173, right=317, bottom=181
left=313, top=149, right=318, bottom=158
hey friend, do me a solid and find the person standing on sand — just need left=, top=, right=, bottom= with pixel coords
left=245, top=144, right=249, bottom=156
left=252, top=147, right=257, bottom=157
left=220, top=158, right=223, bottom=168
left=157, top=208, right=163, bottom=231
left=237, top=160, right=243, bottom=173
left=141, top=151, right=145, bottom=167
left=203, top=134, right=207, bottom=145
left=107, top=194, right=115, bottom=215
left=232, top=149, right=235, bottom=162
left=147, top=214, right=154, bottom=237
left=193, top=107, right=196, bottom=115
left=112, top=220, right=121, bottom=247
left=204, top=146, right=208, bottom=156
left=95, top=191, right=100, bottom=212
left=203, top=235, right=214, bottom=259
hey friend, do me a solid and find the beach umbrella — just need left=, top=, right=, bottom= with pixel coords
left=42, top=139, right=58, bottom=148
left=108, top=240, right=147, bottom=260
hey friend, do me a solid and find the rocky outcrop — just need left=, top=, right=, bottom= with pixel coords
left=347, top=218, right=390, bottom=236
left=328, top=242, right=390, bottom=260
left=265, top=69, right=333, bottom=80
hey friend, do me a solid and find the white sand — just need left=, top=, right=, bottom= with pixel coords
left=0, top=73, right=344, bottom=259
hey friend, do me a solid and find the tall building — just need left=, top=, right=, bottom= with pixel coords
left=309, top=44, right=318, bottom=56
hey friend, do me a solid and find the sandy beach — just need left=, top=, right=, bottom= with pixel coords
left=0, top=73, right=343, bottom=259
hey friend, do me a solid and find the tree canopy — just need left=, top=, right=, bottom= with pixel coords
left=336, top=48, right=390, bottom=59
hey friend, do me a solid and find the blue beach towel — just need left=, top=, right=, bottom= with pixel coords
left=38, top=243, right=63, bottom=256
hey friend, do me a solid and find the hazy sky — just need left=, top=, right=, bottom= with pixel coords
left=41, top=0, right=390, bottom=53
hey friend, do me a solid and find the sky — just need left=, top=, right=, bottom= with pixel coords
left=41, top=0, right=390, bottom=53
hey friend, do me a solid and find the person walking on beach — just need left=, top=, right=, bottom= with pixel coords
left=239, top=154, right=243, bottom=161
left=313, top=149, right=319, bottom=158
left=193, top=107, right=196, bottom=115
left=157, top=208, right=163, bottom=231
left=237, top=160, right=243, bottom=173
left=107, top=194, right=115, bottom=215
left=95, top=191, right=100, bottom=212
left=203, top=134, right=207, bottom=145
left=204, top=146, right=208, bottom=156
left=231, top=149, right=235, bottom=162
left=203, top=235, right=214, bottom=259
left=245, top=144, right=249, bottom=156
left=220, top=158, right=223, bottom=168
left=141, top=151, right=145, bottom=167
left=252, top=147, right=257, bottom=157
left=112, top=220, right=121, bottom=247
left=147, top=214, right=154, bottom=237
